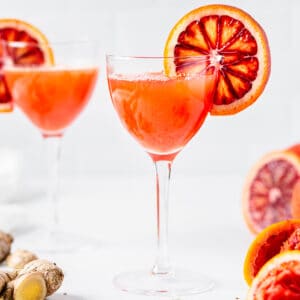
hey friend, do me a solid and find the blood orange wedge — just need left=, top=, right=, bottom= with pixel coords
left=247, top=250, right=300, bottom=300
left=242, top=148, right=300, bottom=235
left=0, top=18, right=53, bottom=112
left=164, top=4, right=271, bottom=115
left=244, top=219, right=300, bottom=285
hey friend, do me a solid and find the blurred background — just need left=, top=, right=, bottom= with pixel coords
left=0, top=0, right=296, bottom=235
left=0, top=0, right=297, bottom=241
left=0, top=0, right=296, bottom=181
left=0, top=0, right=296, bottom=297
left=0, top=0, right=300, bottom=177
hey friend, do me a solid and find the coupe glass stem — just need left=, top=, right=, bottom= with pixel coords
left=152, top=160, right=173, bottom=275
left=43, top=135, right=62, bottom=231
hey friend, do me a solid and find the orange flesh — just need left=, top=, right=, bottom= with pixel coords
left=108, top=72, right=215, bottom=161
left=248, top=159, right=300, bottom=233
left=254, top=260, right=300, bottom=299
left=281, top=228, right=300, bottom=251
left=0, top=27, right=46, bottom=65
left=173, top=15, right=259, bottom=107
left=5, top=67, right=98, bottom=136
left=0, top=27, right=47, bottom=108
left=252, top=230, right=295, bottom=279
left=247, top=221, right=300, bottom=282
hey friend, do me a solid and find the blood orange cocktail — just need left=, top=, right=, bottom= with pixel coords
left=108, top=72, right=215, bottom=161
left=107, top=55, right=216, bottom=296
left=5, top=67, right=98, bottom=137
left=1, top=40, right=99, bottom=251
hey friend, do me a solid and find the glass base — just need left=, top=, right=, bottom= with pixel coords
left=113, top=268, right=214, bottom=296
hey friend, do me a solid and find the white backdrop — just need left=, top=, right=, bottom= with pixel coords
left=0, top=1, right=296, bottom=297
left=0, top=0, right=297, bottom=198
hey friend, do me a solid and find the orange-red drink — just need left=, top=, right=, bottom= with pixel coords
left=108, top=72, right=215, bottom=161
left=5, top=67, right=98, bottom=136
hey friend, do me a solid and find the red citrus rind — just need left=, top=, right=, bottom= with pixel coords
left=291, top=180, right=300, bottom=219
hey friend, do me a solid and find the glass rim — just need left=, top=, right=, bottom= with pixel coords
left=106, top=54, right=211, bottom=61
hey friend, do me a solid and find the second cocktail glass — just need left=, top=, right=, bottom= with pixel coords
left=3, top=41, right=99, bottom=250
left=107, top=55, right=216, bottom=296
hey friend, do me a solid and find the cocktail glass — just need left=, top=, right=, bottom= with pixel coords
left=106, top=55, right=216, bottom=296
left=3, top=41, right=99, bottom=250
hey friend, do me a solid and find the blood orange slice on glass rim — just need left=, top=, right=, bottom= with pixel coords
left=247, top=250, right=300, bottom=300
left=164, top=4, right=271, bottom=115
left=242, top=147, right=300, bottom=235
left=0, top=18, right=54, bottom=112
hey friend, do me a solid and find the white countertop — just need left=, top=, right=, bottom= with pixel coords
left=0, top=174, right=253, bottom=300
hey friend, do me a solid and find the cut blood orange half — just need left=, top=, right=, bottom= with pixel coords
left=247, top=250, right=300, bottom=299
left=0, top=19, right=54, bottom=112
left=244, top=219, right=300, bottom=285
left=242, top=147, right=300, bottom=235
left=164, top=4, right=271, bottom=115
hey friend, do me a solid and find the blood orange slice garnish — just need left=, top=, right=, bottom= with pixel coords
left=247, top=250, right=300, bottom=300
left=242, top=148, right=300, bottom=235
left=243, top=219, right=300, bottom=285
left=0, top=19, right=54, bottom=112
left=164, top=4, right=271, bottom=115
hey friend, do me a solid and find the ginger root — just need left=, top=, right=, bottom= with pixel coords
left=6, top=250, right=38, bottom=270
left=0, top=232, right=13, bottom=263
left=0, top=271, right=17, bottom=292
left=18, top=259, right=64, bottom=296
left=0, top=271, right=17, bottom=300
left=0, top=234, right=63, bottom=299
left=13, top=272, right=46, bottom=300
left=0, top=260, right=63, bottom=299
left=0, top=281, right=14, bottom=300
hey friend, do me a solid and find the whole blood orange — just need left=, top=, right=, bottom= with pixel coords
left=242, top=147, right=300, bottom=234
left=0, top=19, right=53, bottom=112
left=247, top=250, right=300, bottom=300
left=164, top=4, right=270, bottom=115
left=244, top=219, right=300, bottom=285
